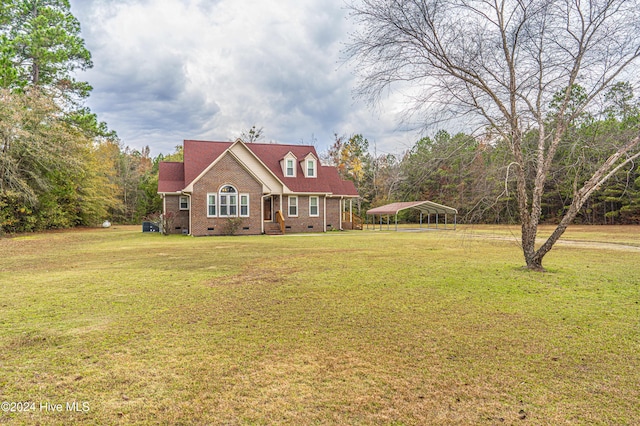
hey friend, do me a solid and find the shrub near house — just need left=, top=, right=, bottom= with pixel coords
left=157, top=139, right=359, bottom=235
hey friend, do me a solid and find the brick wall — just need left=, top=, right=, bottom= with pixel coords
left=191, top=154, right=263, bottom=236
left=326, top=197, right=342, bottom=231
left=283, top=195, right=326, bottom=233
left=163, top=152, right=357, bottom=236
left=164, top=195, right=190, bottom=234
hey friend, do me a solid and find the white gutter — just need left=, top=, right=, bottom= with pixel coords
left=323, top=196, right=327, bottom=232
left=162, top=194, right=166, bottom=233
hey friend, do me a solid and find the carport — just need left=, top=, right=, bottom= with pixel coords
left=366, top=201, right=458, bottom=231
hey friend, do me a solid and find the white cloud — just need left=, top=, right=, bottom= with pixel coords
left=70, top=0, right=423, bottom=157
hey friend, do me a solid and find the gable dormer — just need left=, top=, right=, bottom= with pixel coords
left=301, top=152, right=318, bottom=178
left=280, top=151, right=297, bottom=177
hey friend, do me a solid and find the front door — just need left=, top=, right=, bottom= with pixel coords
left=263, top=196, right=272, bottom=221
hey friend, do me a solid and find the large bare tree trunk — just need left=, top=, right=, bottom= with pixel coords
left=346, top=0, right=640, bottom=271
left=526, top=134, right=640, bottom=269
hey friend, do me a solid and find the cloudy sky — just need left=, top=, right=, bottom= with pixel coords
left=68, top=0, right=421, bottom=157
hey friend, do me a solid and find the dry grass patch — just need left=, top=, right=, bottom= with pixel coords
left=0, top=225, right=639, bottom=424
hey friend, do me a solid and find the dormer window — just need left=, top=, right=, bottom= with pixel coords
left=307, top=159, right=315, bottom=177
left=302, top=154, right=317, bottom=178
left=286, top=158, right=295, bottom=177
left=282, top=152, right=297, bottom=177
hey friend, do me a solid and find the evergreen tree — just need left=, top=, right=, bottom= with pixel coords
left=0, top=0, right=92, bottom=101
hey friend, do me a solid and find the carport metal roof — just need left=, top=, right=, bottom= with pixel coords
left=366, top=201, right=458, bottom=231
left=366, top=201, right=458, bottom=216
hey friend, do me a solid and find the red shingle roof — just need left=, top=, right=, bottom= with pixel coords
left=157, top=140, right=359, bottom=196
left=183, top=140, right=232, bottom=186
left=157, top=162, right=185, bottom=193
left=321, top=166, right=359, bottom=196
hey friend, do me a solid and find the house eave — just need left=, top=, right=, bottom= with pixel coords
left=283, top=191, right=333, bottom=196
left=183, top=139, right=288, bottom=193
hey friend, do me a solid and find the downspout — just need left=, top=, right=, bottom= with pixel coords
left=161, top=194, right=166, bottom=234
left=261, top=194, right=269, bottom=234
left=339, top=196, right=343, bottom=230
left=187, top=193, right=192, bottom=236
left=323, top=195, right=327, bottom=232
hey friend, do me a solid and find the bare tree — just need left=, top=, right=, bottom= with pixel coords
left=346, top=0, right=640, bottom=270
left=239, top=125, right=264, bottom=143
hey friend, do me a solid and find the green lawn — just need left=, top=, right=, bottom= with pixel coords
left=1, top=226, right=639, bottom=425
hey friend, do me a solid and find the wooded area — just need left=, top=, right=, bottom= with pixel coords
left=346, top=0, right=640, bottom=269
left=0, top=0, right=160, bottom=234
left=1, top=0, right=638, bottom=239
left=328, top=125, right=640, bottom=226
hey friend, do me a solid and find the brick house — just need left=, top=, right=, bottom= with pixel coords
left=157, top=139, right=360, bottom=236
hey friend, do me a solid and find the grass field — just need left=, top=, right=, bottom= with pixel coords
left=1, top=225, right=639, bottom=425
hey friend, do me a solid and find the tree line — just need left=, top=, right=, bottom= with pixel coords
left=328, top=83, right=640, bottom=226
left=2, top=0, right=638, bottom=249
left=344, top=0, right=640, bottom=269
left=0, top=86, right=167, bottom=234
left=0, top=0, right=161, bottom=234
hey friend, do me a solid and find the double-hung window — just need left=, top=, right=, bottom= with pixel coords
left=207, top=193, right=217, bottom=217
left=309, top=196, right=319, bottom=217
left=307, top=159, right=315, bottom=177
left=240, top=194, right=249, bottom=217
left=179, top=196, right=189, bottom=210
left=288, top=196, right=298, bottom=217
left=286, top=159, right=295, bottom=177
left=209, top=188, right=248, bottom=217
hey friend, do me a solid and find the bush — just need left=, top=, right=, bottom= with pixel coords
left=222, top=217, right=244, bottom=236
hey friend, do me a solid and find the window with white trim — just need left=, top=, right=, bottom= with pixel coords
left=307, top=159, right=316, bottom=177
left=240, top=194, right=249, bottom=217
left=219, top=185, right=238, bottom=217
left=207, top=193, right=217, bottom=217
left=288, top=196, right=298, bottom=217
left=286, top=158, right=295, bottom=177
left=309, top=196, right=319, bottom=217
left=179, top=196, right=189, bottom=210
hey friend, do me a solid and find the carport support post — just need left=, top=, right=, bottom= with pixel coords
left=379, top=214, right=382, bottom=230
left=428, top=213, right=431, bottom=229
left=445, top=214, right=448, bottom=229
left=420, top=212, right=423, bottom=229
left=395, top=213, right=398, bottom=231
left=436, top=213, right=439, bottom=229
